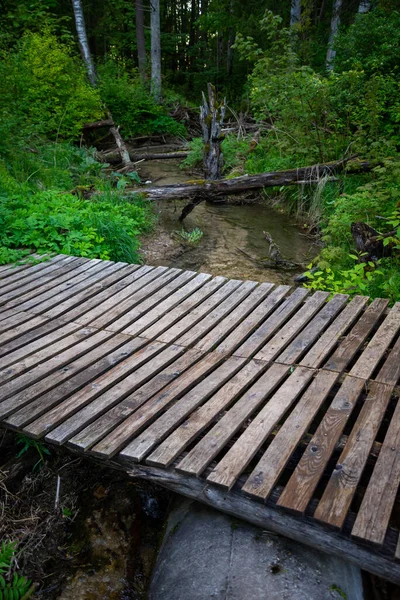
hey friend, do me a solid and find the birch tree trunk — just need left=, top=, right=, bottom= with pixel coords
left=290, top=0, right=302, bottom=27
left=150, top=0, right=162, bottom=103
left=326, top=0, right=342, bottom=71
left=71, top=0, right=97, bottom=86
left=136, top=0, right=147, bottom=81
left=358, top=0, right=371, bottom=12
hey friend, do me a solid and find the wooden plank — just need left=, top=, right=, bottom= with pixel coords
left=234, top=287, right=309, bottom=358
left=155, top=279, right=243, bottom=344
left=175, top=363, right=289, bottom=478
left=0, top=319, right=79, bottom=360
left=118, top=462, right=400, bottom=586
left=0, top=314, right=49, bottom=345
left=3, top=258, right=107, bottom=309
left=254, top=291, right=329, bottom=363
left=324, top=298, right=389, bottom=372
left=64, top=265, right=165, bottom=325
left=122, top=272, right=212, bottom=337
left=139, top=276, right=227, bottom=341
left=146, top=360, right=267, bottom=468
left=5, top=338, right=145, bottom=430
left=0, top=308, right=19, bottom=322
left=314, top=381, right=394, bottom=528
left=39, top=263, right=139, bottom=319
left=0, top=255, right=66, bottom=286
left=66, top=348, right=204, bottom=452
left=119, top=356, right=247, bottom=463
left=87, top=268, right=183, bottom=329
left=25, top=340, right=168, bottom=440
left=174, top=281, right=259, bottom=347
left=192, top=283, right=275, bottom=353
left=101, top=270, right=198, bottom=333
left=213, top=285, right=290, bottom=355
left=90, top=352, right=226, bottom=459
left=277, top=375, right=366, bottom=514
left=0, top=325, right=101, bottom=382
left=277, top=294, right=349, bottom=365
left=351, top=395, right=400, bottom=546
left=0, top=329, right=113, bottom=417
left=299, top=296, right=369, bottom=369
left=349, top=302, right=400, bottom=380
left=0, top=255, right=79, bottom=295
left=0, top=311, right=47, bottom=334
left=207, top=366, right=315, bottom=490
left=22, top=262, right=128, bottom=315
left=375, top=335, right=400, bottom=386
left=242, top=370, right=339, bottom=500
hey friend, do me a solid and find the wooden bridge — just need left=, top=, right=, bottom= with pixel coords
left=1, top=254, right=400, bottom=583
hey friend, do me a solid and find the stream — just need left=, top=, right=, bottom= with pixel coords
left=138, top=160, right=318, bottom=284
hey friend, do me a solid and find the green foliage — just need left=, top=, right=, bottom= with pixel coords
left=16, top=434, right=51, bottom=471
left=175, top=227, right=204, bottom=244
left=0, top=541, right=33, bottom=600
left=0, top=30, right=102, bottom=151
left=99, top=62, right=187, bottom=137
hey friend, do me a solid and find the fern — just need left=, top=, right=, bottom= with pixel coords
left=0, top=541, right=34, bottom=599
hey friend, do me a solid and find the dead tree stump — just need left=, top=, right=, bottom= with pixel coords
left=200, top=83, right=226, bottom=180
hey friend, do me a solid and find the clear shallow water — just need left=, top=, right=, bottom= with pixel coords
left=139, top=159, right=318, bottom=285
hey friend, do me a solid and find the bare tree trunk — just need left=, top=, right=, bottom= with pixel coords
left=136, top=0, right=147, bottom=81
left=358, top=0, right=371, bottom=12
left=326, top=0, right=342, bottom=71
left=150, top=0, right=162, bottom=103
left=290, top=0, right=302, bottom=26
left=71, top=0, right=97, bottom=86
left=200, top=84, right=226, bottom=180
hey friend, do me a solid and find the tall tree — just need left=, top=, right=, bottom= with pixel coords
left=150, top=0, right=162, bottom=102
left=71, top=0, right=97, bottom=86
left=326, top=0, right=342, bottom=71
left=290, top=0, right=302, bottom=26
left=136, top=0, right=147, bottom=81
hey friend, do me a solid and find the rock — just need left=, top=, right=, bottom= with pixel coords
left=148, top=499, right=364, bottom=600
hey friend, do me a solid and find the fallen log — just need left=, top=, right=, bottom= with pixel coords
left=98, top=150, right=189, bottom=164
left=129, top=158, right=373, bottom=203
left=82, top=118, right=115, bottom=130
left=351, top=221, right=397, bottom=261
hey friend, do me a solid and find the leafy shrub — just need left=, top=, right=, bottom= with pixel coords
left=99, top=62, right=186, bottom=137
left=0, top=540, right=33, bottom=600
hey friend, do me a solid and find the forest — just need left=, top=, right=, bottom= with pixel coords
left=1, top=0, right=400, bottom=299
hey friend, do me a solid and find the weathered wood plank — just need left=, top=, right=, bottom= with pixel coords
left=0, top=255, right=80, bottom=296
left=122, top=272, right=212, bottom=337
left=174, top=281, right=259, bottom=347
left=254, top=291, right=329, bottom=363
left=0, top=255, right=67, bottom=287
left=118, top=356, right=247, bottom=463
left=242, top=370, right=339, bottom=500
left=314, top=381, right=394, bottom=528
left=299, top=295, right=369, bottom=369
left=351, top=395, right=400, bottom=546
left=146, top=360, right=266, bottom=468
left=176, top=363, right=289, bottom=478
left=233, top=287, right=309, bottom=358
left=139, top=276, right=227, bottom=341
left=5, top=337, right=145, bottom=429
left=66, top=348, right=204, bottom=452
left=349, top=303, right=400, bottom=380
left=0, top=314, right=50, bottom=345
left=277, top=294, right=349, bottom=365
left=192, top=283, right=275, bottom=353
left=324, top=298, right=389, bottom=372
left=24, top=341, right=169, bottom=440
left=90, top=352, right=226, bottom=459
left=277, top=375, right=366, bottom=514
left=375, top=335, right=400, bottom=386
left=207, top=366, right=315, bottom=490
left=155, top=279, right=243, bottom=344
left=118, top=462, right=400, bottom=585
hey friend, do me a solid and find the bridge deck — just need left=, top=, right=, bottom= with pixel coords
left=1, top=254, right=400, bottom=583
